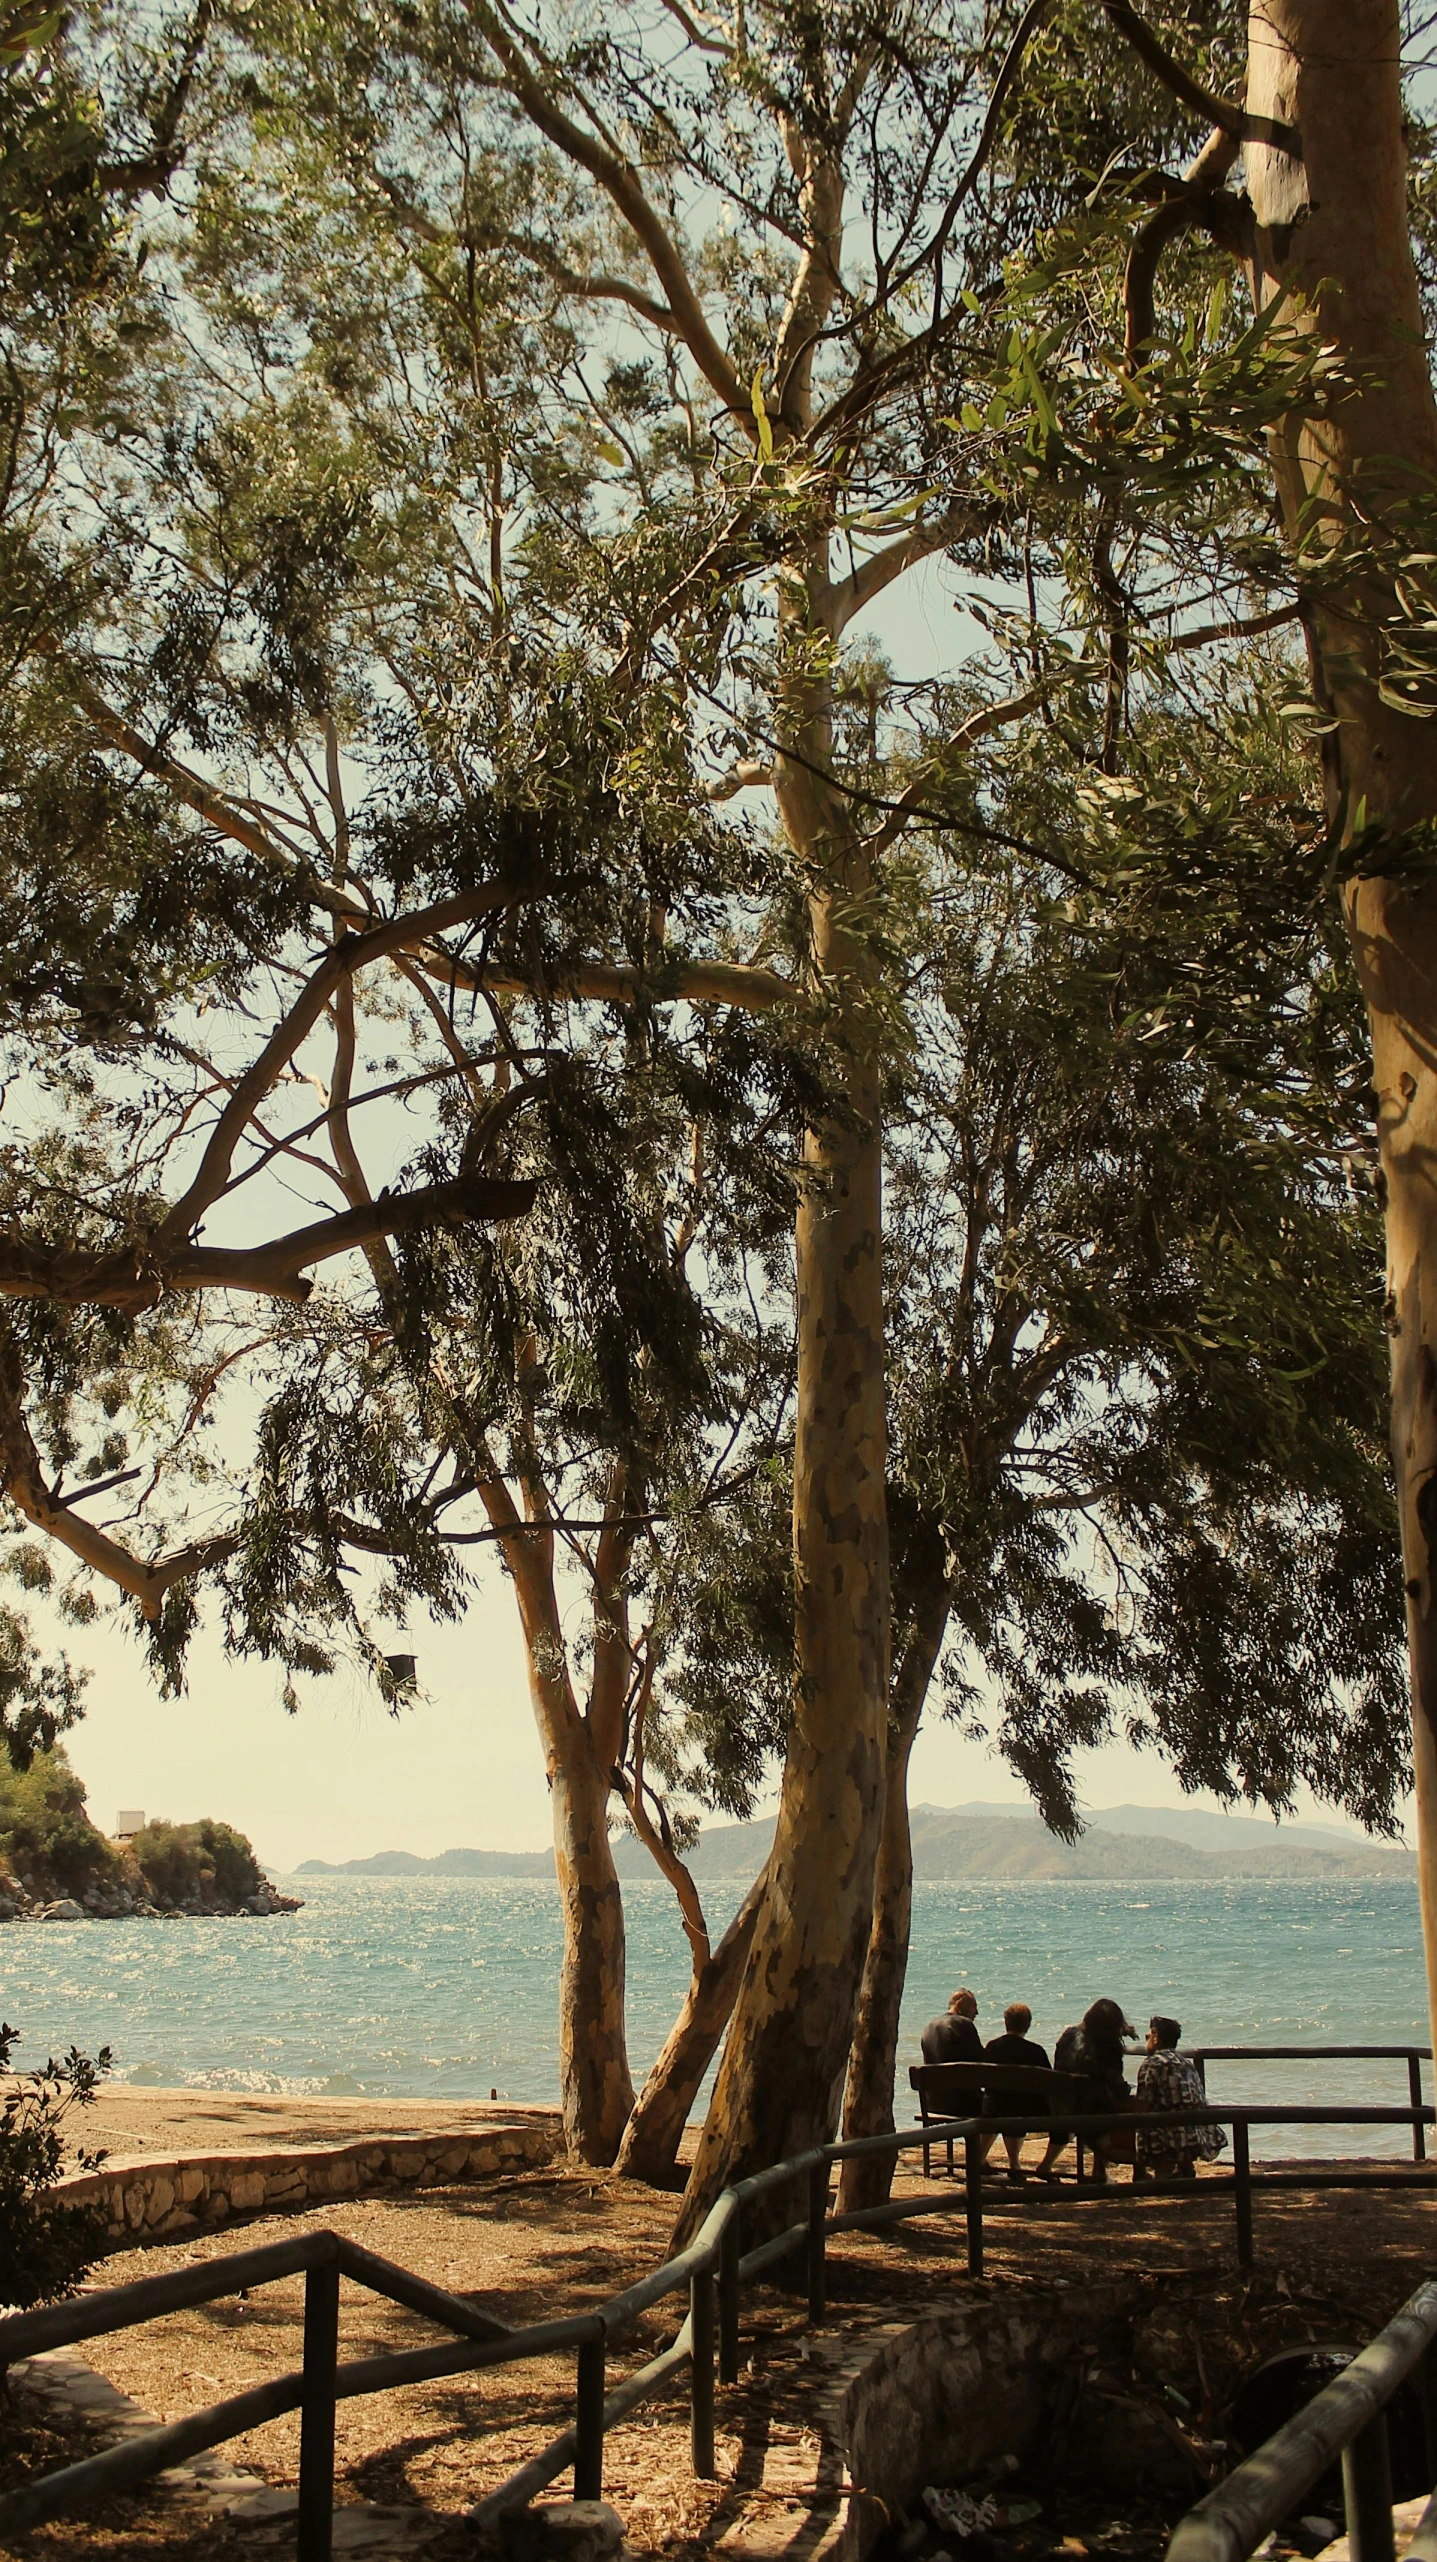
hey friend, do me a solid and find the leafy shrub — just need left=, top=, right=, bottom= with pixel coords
left=130, top=1817, right=263, bottom=1907
left=0, top=1744, right=117, bottom=1899
left=0, top=2023, right=111, bottom=2310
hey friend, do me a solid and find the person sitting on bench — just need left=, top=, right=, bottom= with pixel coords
left=1134, top=2015, right=1226, bottom=2180
left=920, top=1986, right=982, bottom=2064
left=978, top=2003, right=1050, bottom=2181
left=1036, top=1995, right=1135, bottom=2184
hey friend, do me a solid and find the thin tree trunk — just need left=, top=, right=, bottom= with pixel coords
left=837, top=1581, right=953, bottom=2215
left=615, top=1864, right=768, bottom=2182
left=551, top=1728, right=636, bottom=2164
left=1242, top=2, right=1437, bottom=2034
left=479, top=1463, right=635, bottom=2164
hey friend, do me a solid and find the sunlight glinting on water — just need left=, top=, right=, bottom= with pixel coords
left=2, top=1874, right=1427, bottom=2159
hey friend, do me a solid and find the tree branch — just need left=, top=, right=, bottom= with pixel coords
left=0, top=1173, right=537, bottom=1312
left=830, top=504, right=978, bottom=632
left=471, top=2, right=748, bottom=415
left=0, top=1333, right=238, bottom=1619
left=864, top=685, right=1052, bottom=858
left=414, top=951, right=798, bottom=1015
left=159, top=885, right=534, bottom=1244
left=1098, top=1, right=1245, bottom=141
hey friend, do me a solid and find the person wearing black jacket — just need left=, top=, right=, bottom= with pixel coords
left=977, top=2004, right=1050, bottom=2180
left=919, top=1987, right=983, bottom=2063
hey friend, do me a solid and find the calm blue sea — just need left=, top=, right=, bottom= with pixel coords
left=1, top=1875, right=1429, bottom=2159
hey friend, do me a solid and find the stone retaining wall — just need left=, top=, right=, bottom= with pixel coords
left=59, top=2113, right=564, bottom=2247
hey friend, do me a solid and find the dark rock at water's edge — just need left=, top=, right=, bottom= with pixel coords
left=0, top=1743, right=302, bottom=1922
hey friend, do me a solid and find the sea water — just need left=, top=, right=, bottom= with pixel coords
left=0, top=1873, right=1429, bottom=2159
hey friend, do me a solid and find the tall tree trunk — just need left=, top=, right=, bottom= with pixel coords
left=479, top=1464, right=635, bottom=2164
left=674, top=514, right=892, bottom=2230
left=1243, top=1, right=1437, bottom=2034
left=616, top=1864, right=768, bottom=2182
left=837, top=1581, right=953, bottom=2215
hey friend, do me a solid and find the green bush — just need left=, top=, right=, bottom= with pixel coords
left=0, top=1744, right=117, bottom=1899
left=130, top=1817, right=263, bottom=1907
left=0, top=2022, right=111, bottom=2309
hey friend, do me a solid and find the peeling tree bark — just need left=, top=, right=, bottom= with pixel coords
left=1239, top=1, right=1437, bottom=2031
left=837, top=1579, right=953, bottom=2215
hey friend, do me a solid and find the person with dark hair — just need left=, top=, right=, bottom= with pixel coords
left=1134, top=2015, right=1226, bottom=2179
left=978, top=2002, right=1051, bottom=2181
left=1036, top=1996, right=1135, bottom=2185
left=920, top=1987, right=982, bottom=2064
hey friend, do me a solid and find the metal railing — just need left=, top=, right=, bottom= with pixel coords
left=1190, top=2049, right=1433, bottom=2165
left=2, top=2096, right=1435, bottom=2559
left=1167, top=2277, right=1437, bottom=2562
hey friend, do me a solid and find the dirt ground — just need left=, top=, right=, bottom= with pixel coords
left=5, top=2137, right=1437, bottom=2562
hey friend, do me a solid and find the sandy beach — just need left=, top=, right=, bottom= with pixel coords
left=66, top=2084, right=562, bottom=2168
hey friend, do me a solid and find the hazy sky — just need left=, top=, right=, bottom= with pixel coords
left=38, top=1558, right=1388, bottom=1875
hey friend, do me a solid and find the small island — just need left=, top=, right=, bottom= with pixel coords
left=0, top=1745, right=301, bottom=1921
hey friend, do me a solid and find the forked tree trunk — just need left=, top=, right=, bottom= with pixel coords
left=837, top=1582, right=953, bottom=2215
left=1242, top=1, right=1437, bottom=2034
left=615, top=1864, right=768, bottom=2183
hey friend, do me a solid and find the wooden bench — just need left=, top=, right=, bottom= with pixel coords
left=909, top=2059, right=1074, bottom=2177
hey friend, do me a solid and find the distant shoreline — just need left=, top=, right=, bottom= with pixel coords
left=296, top=1802, right=1413, bottom=1888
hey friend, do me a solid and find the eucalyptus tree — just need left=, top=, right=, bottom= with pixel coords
left=659, top=665, right=1406, bottom=2212
left=225, top=0, right=1128, bottom=2223
left=0, top=0, right=817, bottom=2166
left=1111, top=0, right=1437, bottom=2151
left=930, top=0, right=1437, bottom=2044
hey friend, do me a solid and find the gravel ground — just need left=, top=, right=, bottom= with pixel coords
left=5, top=2151, right=1437, bottom=2562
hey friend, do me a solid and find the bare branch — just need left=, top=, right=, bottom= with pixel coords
left=703, top=759, right=773, bottom=800
left=1098, top=1, right=1245, bottom=140
left=863, top=685, right=1052, bottom=858
left=159, top=884, right=533, bottom=1244
left=0, top=1333, right=237, bottom=1619
left=414, top=951, right=797, bottom=1015
left=830, top=504, right=977, bottom=632
left=471, top=2, right=748, bottom=415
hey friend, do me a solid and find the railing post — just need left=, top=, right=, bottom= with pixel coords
left=297, top=2256, right=339, bottom=2562
left=1411, top=2054, right=1426, bottom=2164
left=575, top=2332, right=606, bottom=2501
left=1343, top=2411, right=1396, bottom=2562
left=807, top=2163, right=828, bottom=2324
left=964, top=2129, right=984, bottom=2279
left=1233, top=2118, right=1253, bottom=2269
left=718, top=2214, right=741, bottom=2386
left=690, top=2260, right=716, bottom=2480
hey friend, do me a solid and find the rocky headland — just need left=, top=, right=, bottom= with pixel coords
left=0, top=1742, right=301, bottom=1922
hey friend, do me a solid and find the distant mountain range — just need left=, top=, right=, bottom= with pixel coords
left=297, top=1800, right=1412, bottom=1883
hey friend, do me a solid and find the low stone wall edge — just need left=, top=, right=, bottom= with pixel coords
left=59, top=2114, right=566, bottom=2248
